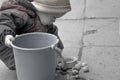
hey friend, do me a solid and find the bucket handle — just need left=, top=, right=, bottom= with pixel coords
left=50, top=39, right=62, bottom=56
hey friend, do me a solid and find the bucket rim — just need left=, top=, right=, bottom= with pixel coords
left=11, top=32, right=59, bottom=51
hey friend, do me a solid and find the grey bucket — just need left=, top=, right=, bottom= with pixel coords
left=11, top=32, right=59, bottom=80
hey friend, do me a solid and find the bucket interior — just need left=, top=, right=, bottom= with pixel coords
left=12, top=33, right=58, bottom=49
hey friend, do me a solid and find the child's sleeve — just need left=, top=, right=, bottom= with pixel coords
left=0, top=12, right=16, bottom=45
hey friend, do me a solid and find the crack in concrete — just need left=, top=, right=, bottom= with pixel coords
left=78, top=0, right=86, bottom=61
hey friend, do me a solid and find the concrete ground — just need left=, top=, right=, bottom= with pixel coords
left=1, top=0, right=120, bottom=80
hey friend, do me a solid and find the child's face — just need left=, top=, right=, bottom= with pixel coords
left=37, top=12, right=65, bottom=25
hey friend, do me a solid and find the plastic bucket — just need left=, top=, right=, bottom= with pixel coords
left=11, top=32, right=59, bottom=80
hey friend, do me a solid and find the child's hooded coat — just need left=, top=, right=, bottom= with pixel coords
left=0, top=0, right=64, bottom=69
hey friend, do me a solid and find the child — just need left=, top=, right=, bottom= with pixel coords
left=0, top=0, right=71, bottom=70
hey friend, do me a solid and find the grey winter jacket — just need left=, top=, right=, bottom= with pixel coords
left=0, top=0, right=64, bottom=68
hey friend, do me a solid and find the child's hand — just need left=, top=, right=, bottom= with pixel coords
left=57, top=57, right=66, bottom=69
left=5, top=35, right=14, bottom=47
left=54, top=46, right=67, bottom=70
